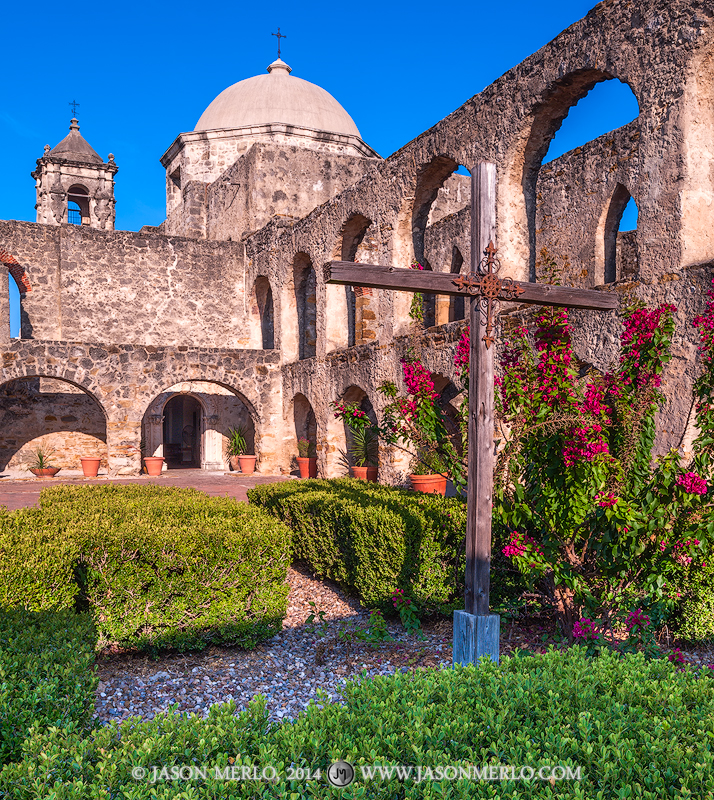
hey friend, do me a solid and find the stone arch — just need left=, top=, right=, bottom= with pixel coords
left=249, top=276, right=275, bottom=349
left=394, top=155, right=471, bottom=332
left=0, top=374, right=108, bottom=474
left=141, top=380, right=258, bottom=471
left=595, top=183, right=638, bottom=285
left=505, top=69, right=641, bottom=281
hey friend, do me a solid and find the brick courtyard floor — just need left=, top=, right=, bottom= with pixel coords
left=0, top=469, right=290, bottom=511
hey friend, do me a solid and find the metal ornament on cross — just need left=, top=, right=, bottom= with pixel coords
left=323, top=161, right=619, bottom=667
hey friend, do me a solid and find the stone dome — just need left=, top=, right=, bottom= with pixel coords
left=195, top=60, right=362, bottom=138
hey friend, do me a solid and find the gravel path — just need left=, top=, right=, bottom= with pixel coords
left=94, top=566, right=453, bottom=725
left=94, top=567, right=714, bottom=726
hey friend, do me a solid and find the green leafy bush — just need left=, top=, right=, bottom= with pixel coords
left=0, top=609, right=96, bottom=765
left=0, top=485, right=292, bottom=652
left=2, top=648, right=713, bottom=798
left=248, top=478, right=523, bottom=612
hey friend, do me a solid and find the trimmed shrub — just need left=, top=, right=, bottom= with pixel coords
left=0, top=609, right=96, bottom=765
left=0, top=505, right=80, bottom=611
left=0, top=485, right=292, bottom=652
left=248, top=478, right=524, bottom=612
left=2, top=648, right=713, bottom=798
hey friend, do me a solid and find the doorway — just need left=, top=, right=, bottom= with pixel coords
left=163, top=394, right=201, bottom=468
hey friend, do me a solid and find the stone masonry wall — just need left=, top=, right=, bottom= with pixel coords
left=0, top=221, right=250, bottom=348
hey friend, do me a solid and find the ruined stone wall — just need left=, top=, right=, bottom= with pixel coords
left=240, top=0, right=714, bottom=463
left=0, top=342, right=282, bottom=475
left=0, top=221, right=250, bottom=348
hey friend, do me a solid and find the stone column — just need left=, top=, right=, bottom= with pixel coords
left=0, top=263, right=10, bottom=345
left=106, top=419, right=142, bottom=475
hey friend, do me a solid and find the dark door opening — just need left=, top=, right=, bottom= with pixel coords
left=163, top=395, right=201, bottom=468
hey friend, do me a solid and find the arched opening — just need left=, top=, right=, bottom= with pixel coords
left=521, top=72, right=640, bottom=279
left=67, top=185, right=90, bottom=225
left=249, top=276, right=275, bottom=349
left=394, top=156, right=471, bottom=332
left=324, top=384, right=378, bottom=477
left=293, top=254, right=316, bottom=360
left=600, top=184, right=639, bottom=284
left=328, top=214, right=376, bottom=349
left=432, top=373, right=464, bottom=457
left=1, top=250, right=31, bottom=339
left=0, top=376, right=108, bottom=476
left=292, top=393, right=317, bottom=472
left=142, top=381, right=257, bottom=471
left=542, top=80, right=641, bottom=165
left=162, top=394, right=202, bottom=468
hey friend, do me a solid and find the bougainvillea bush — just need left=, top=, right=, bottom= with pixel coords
left=481, top=281, right=714, bottom=640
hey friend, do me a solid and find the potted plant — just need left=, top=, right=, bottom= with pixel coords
left=296, top=438, right=318, bottom=478
left=143, top=455, right=165, bottom=476
left=348, top=426, right=379, bottom=481
left=408, top=449, right=448, bottom=495
left=226, top=425, right=257, bottom=475
left=28, top=447, right=60, bottom=478
left=332, top=401, right=379, bottom=482
left=80, top=455, right=102, bottom=478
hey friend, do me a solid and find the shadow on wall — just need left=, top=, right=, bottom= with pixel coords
left=0, top=377, right=107, bottom=473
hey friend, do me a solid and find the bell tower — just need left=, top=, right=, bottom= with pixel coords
left=32, top=117, right=118, bottom=230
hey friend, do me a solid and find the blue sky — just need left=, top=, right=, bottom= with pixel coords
left=2, top=0, right=639, bottom=335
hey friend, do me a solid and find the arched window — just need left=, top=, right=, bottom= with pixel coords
left=602, top=185, right=638, bottom=284
left=249, top=277, right=274, bottom=349
left=67, top=185, right=90, bottom=225
left=293, top=254, right=316, bottom=360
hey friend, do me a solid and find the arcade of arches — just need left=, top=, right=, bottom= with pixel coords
left=1, top=0, right=711, bottom=478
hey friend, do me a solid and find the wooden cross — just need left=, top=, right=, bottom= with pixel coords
left=323, top=162, right=618, bottom=665
left=271, top=28, right=286, bottom=59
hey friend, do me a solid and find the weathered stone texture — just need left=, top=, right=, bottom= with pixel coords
left=2, top=0, right=714, bottom=476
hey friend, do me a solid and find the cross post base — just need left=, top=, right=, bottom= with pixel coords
left=452, top=610, right=500, bottom=666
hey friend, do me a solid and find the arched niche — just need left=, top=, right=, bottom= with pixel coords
left=514, top=70, right=640, bottom=281
left=328, top=213, right=376, bottom=350
left=249, top=276, right=275, bottom=349
left=0, top=376, right=108, bottom=475
left=431, top=373, right=465, bottom=456
left=288, top=253, right=316, bottom=361
left=596, top=183, right=639, bottom=284
left=324, top=384, right=378, bottom=478
left=394, top=156, right=471, bottom=333
left=142, top=380, right=257, bottom=471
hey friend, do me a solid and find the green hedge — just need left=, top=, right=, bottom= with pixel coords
left=0, top=609, right=97, bottom=766
left=0, top=485, right=292, bottom=652
left=248, top=478, right=524, bottom=613
left=2, top=648, right=712, bottom=798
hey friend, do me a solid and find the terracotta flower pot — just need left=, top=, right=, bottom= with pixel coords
left=297, top=456, right=318, bottom=478
left=238, top=455, right=257, bottom=475
left=80, top=457, right=101, bottom=478
left=351, top=466, right=378, bottom=482
left=144, top=456, right=165, bottom=476
left=409, top=473, right=447, bottom=495
left=29, top=467, right=60, bottom=478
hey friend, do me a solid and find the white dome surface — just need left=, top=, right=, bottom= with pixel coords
left=195, top=60, right=362, bottom=138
